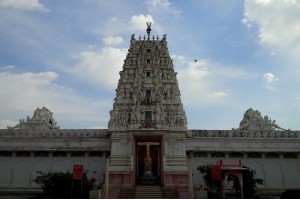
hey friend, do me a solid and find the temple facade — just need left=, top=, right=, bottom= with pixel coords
left=107, top=31, right=189, bottom=197
left=0, top=26, right=299, bottom=198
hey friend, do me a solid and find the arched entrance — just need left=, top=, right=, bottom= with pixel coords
left=225, top=173, right=242, bottom=198
left=213, top=160, right=246, bottom=199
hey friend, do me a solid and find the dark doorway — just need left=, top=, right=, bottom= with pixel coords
left=136, top=141, right=161, bottom=185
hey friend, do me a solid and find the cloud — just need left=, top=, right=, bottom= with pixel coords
left=1, top=65, right=15, bottom=70
left=243, top=0, right=300, bottom=58
left=0, top=0, right=48, bottom=12
left=173, top=56, right=232, bottom=107
left=147, top=0, right=181, bottom=17
left=292, top=95, right=300, bottom=111
left=102, top=36, right=124, bottom=46
left=129, top=15, right=154, bottom=32
left=263, top=72, right=278, bottom=91
left=0, top=71, right=60, bottom=113
left=263, top=72, right=278, bottom=83
left=147, top=0, right=171, bottom=9
left=0, top=119, right=18, bottom=129
left=0, top=71, right=110, bottom=129
left=70, top=47, right=127, bottom=90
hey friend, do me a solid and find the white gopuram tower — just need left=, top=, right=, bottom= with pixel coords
left=108, top=23, right=188, bottom=197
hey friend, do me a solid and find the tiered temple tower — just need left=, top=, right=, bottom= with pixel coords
left=107, top=23, right=189, bottom=196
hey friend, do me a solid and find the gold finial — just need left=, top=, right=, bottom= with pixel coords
left=146, top=22, right=152, bottom=36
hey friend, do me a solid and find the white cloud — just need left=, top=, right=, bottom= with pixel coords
left=212, top=91, right=230, bottom=98
left=0, top=71, right=62, bottom=111
left=0, top=0, right=48, bottom=12
left=1, top=65, right=15, bottom=70
left=263, top=72, right=278, bottom=83
left=174, top=56, right=231, bottom=107
left=147, top=0, right=171, bottom=8
left=147, top=0, right=181, bottom=17
left=0, top=71, right=110, bottom=129
left=70, top=47, right=127, bottom=90
left=129, top=15, right=154, bottom=32
left=263, top=72, right=278, bottom=91
left=0, top=119, right=18, bottom=129
left=102, top=36, right=124, bottom=46
left=243, top=0, right=300, bottom=58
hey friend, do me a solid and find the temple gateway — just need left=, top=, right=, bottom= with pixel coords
left=0, top=25, right=299, bottom=199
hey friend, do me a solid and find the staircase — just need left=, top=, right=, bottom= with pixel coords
left=118, top=188, right=136, bottom=199
left=135, top=186, right=162, bottom=199
left=118, top=186, right=178, bottom=199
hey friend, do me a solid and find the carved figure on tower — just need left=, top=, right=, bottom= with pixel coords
left=236, top=108, right=288, bottom=131
left=7, top=106, right=59, bottom=130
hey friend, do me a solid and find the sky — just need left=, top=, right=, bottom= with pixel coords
left=0, top=0, right=300, bottom=130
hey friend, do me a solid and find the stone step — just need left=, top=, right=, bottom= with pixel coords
left=118, top=188, right=136, bottom=199
left=135, top=186, right=161, bottom=198
left=161, top=188, right=179, bottom=199
left=119, top=186, right=178, bottom=199
left=118, top=186, right=178, bottom=199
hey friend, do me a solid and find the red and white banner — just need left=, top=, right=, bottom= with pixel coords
left=73, top=165, right=84, bottom=180
left=211, top=165, right=222, bottom=180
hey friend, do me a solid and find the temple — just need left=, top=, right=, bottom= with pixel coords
left=0, top=24, right=299, bottom=198
left=107, top=25, right=188, bottom=197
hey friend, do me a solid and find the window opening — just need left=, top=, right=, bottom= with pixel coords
left=145, top=111, right=152, bottom=120
left=16, top=151, right=31, bottom=157
left=34, top=151, right=49, bottom=157
left=146, top=71, right=151, bottom=77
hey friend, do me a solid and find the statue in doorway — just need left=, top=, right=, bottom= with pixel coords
left=144, top=142, right=153, bottom=176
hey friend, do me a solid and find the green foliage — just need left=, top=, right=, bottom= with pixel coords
left=197, top=165, right=222, bottom=198
left=242, top=166, right=264, bottom=198
left=197, top=164, right=264, bottom=199
left=33, top=171, right=92, bottom=199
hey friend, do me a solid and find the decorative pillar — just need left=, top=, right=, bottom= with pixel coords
left=188, top=151, right=193, bottom=199
left=105, top=158, right=109, bottom=199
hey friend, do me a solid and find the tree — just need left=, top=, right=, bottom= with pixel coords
left=197, top=164, right=264, bottom=199
left=197, top=165, right=222, bottom=198
left=242, top=166, right=264, bottom=198
left=33, top=171, right=92, bottom=199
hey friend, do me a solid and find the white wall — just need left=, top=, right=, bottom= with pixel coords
left=0, top=155, right=106, bottom=190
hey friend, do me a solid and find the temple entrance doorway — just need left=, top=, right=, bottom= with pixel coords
left=135, top=137, right=162, bottom=186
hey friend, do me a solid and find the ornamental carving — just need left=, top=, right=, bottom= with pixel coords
left=237, top=108, right=287, bottom=131
left=7, top=106, right=59, bottom=130
left=189, top=129, right=298, bottom=138
left=108, top=34, right=187, bottom=131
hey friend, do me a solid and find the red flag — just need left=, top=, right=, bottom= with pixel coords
left=73, top=165, right=83, bottom=180
left=211, top=165, right=222, bottom=180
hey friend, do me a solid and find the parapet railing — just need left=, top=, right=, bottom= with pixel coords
left=0, top=129, right=109, bottom=138
left=188, top=129, right=299, bottom=138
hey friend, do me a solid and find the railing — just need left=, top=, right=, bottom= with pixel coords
left=188, top=129, right=299, bottom=138
left=0, top=129, right=109, bottom=138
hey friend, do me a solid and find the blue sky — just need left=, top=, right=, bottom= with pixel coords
left=0, top=0, right=300, bottom=130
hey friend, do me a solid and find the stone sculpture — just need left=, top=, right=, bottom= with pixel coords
left=237, top=108, right=287, bottom=131
left=7, top=106, right=59, bottom=129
